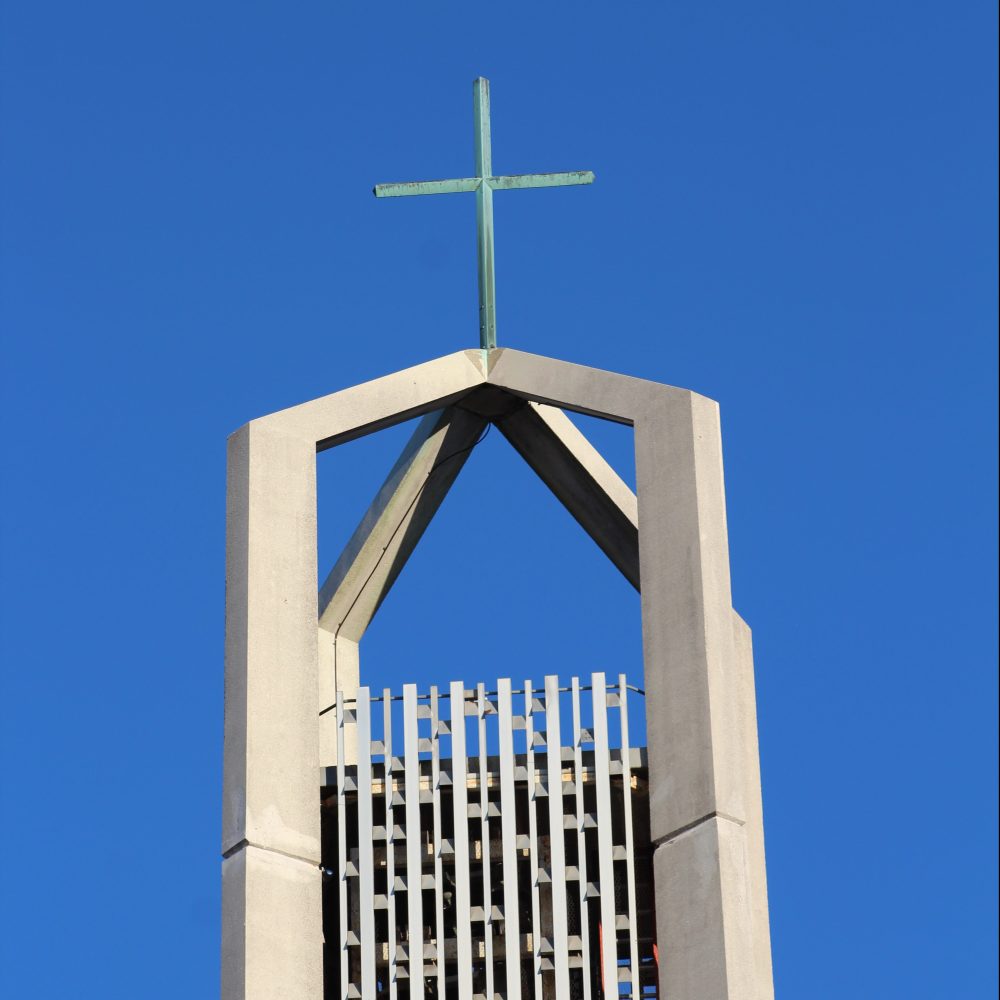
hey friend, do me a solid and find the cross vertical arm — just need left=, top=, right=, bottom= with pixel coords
left=473, top=77, right=496, bottom=350
left=473, top=76, right=492, bottom=177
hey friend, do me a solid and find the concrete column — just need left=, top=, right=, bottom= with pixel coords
left=733, top=614, right=774, bottom=999
left=223, top=420, right=322, bottom=1000
left=222, top=846, right=323, bottom=1000
left=635, top=392, right=767, bottom=999
left=318, top=633, right=359, bottom=767
left=318, top=628, right=337, bottom=768
left=652, top=817, right=755, bottom=999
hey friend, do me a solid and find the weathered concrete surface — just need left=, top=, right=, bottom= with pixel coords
left=653, top=815, right=756, bottom=1000
left=318, top=633, right=359, bottom=767
left=486, top=347, right=649, bottom=422
left=318, top=406, right=486, bottom=640
left=264, top=350, right=486, bottom=449
left=222, top=845, right=322, bottom=1000
left=733, top=613, right=774, bottom=999
left=633, top=390, right=746, bottom=841
left=496, top=401, right=639, bottom=587
left=224, top=420, right=320, bottom=864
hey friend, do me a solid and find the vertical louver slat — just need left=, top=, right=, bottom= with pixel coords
left=618, top=675, right=640, bottom=1000
left=357, top=688, right=376, bottom=999
left=524, top=681, right=543, bottom=1000
left=544, top=675, right=571, bottom=1000
left=591, top=673, right=619, bottom=998
left=449, top=681, right=473, bottom=1000
left=572, top=678, right=593, bottom=1000
left=403, top=685, right=425, bottom=994
left=477, top=683, right=495, bottom=1000
left=497, top=679, right=522, bottom=1000
left=384, top=690, right=398, bottom=1000
left=337, top=692, right=349, bottom=1000
left=430, top=686, right=446, bottom=1000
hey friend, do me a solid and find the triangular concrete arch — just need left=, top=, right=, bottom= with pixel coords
left=317, top=390, right=640, bottom=647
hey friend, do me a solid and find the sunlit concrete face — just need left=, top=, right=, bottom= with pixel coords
left=223, top=348, right=773, bottom=1000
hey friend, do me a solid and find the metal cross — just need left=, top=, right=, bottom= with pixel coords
left=374, top=77, right=595, bottom=351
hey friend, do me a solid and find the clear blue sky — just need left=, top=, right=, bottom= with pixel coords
left=1, top=2, right=996, bottom=997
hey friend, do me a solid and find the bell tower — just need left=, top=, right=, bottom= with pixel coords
left=222, top=80, right=773, bottom=1000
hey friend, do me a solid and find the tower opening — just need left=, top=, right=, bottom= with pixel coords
left=321, top=677, right=657, bottom=1000
left=316, top=394, right=654, bottom=998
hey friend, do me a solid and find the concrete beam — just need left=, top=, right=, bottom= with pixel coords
left=264, top=350, right=487, bottom=450
left=496, top=401, right=639, bottom=588
left=317, top=405, right=487, bottom=641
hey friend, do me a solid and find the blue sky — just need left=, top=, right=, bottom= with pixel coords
left=1, top=2, right=996, bottom=997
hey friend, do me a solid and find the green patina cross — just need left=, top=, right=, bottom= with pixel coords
left=374, top=77, right=595, bottom=351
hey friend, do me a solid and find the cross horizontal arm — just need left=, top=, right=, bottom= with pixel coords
left=488, top=170, right=595, bottom=191
left=374, top=171, right=595, bottom=199
left=373, top=178, right=480, bottom=198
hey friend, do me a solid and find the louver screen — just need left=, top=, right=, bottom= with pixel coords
left=321, top=673, right=657, bottom=1000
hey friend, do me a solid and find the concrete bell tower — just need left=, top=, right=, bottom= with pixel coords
left=222, top=80, right=773, bottom=1000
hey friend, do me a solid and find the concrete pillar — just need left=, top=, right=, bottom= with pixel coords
left=222, top=846, right=323, bottom=1000
left=318, top=633, right=359, bottom=767
left=652, top=816, right=755, bottom=998
left=733, top=614, right=774, bottom=999
left=635, top=392, right=770, bottom=1000
left=223, top=421, right=322, bottom=1000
